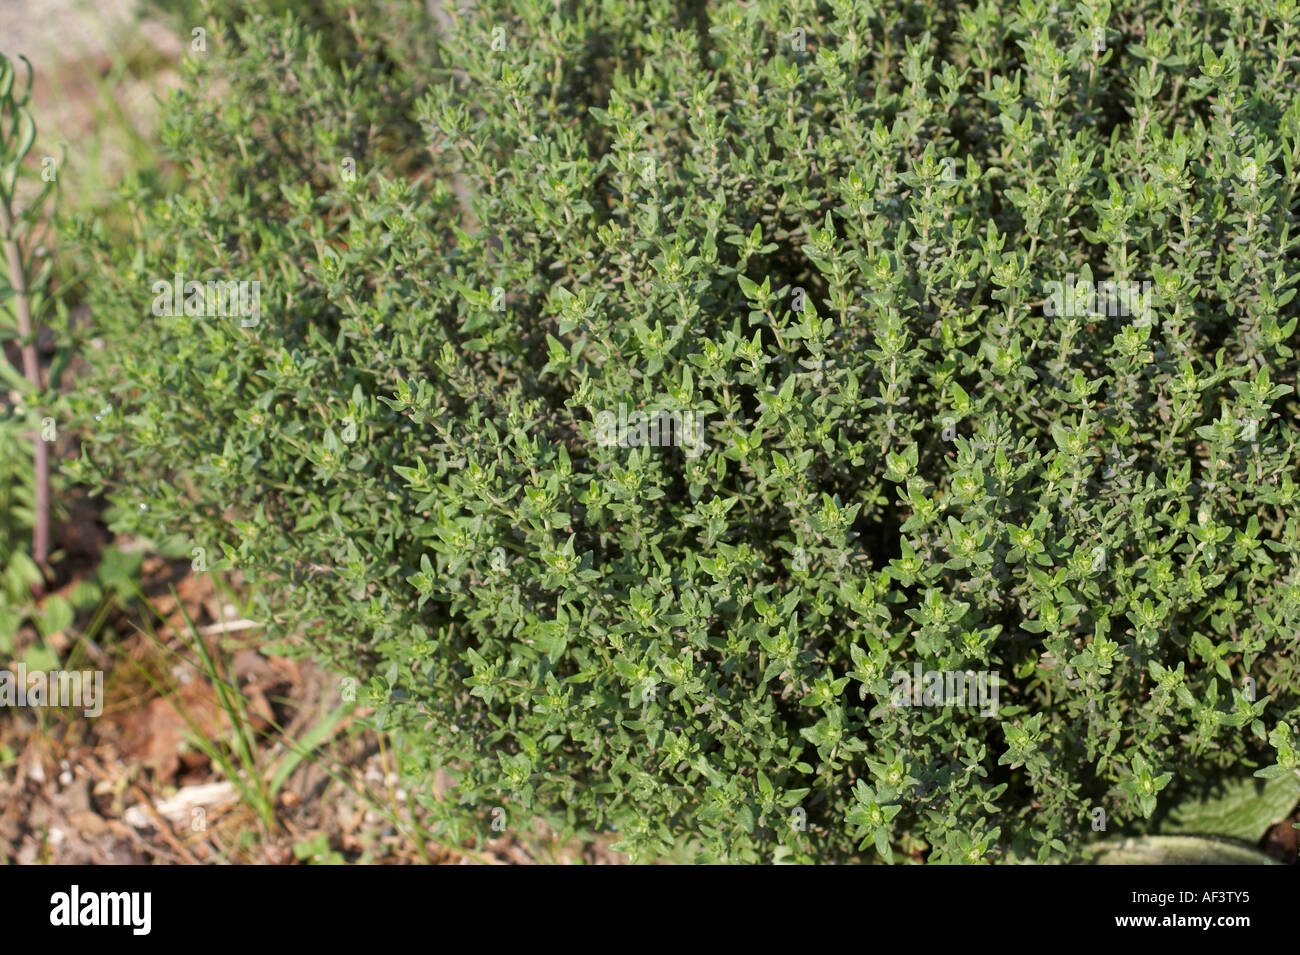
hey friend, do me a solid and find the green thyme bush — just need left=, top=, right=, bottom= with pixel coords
left=69, top=0, right=1300, bottom=862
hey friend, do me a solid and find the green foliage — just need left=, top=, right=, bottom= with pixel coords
left=71, top=0, right=1300, bottom=862
left=0, top=420, right=43, bottom=648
